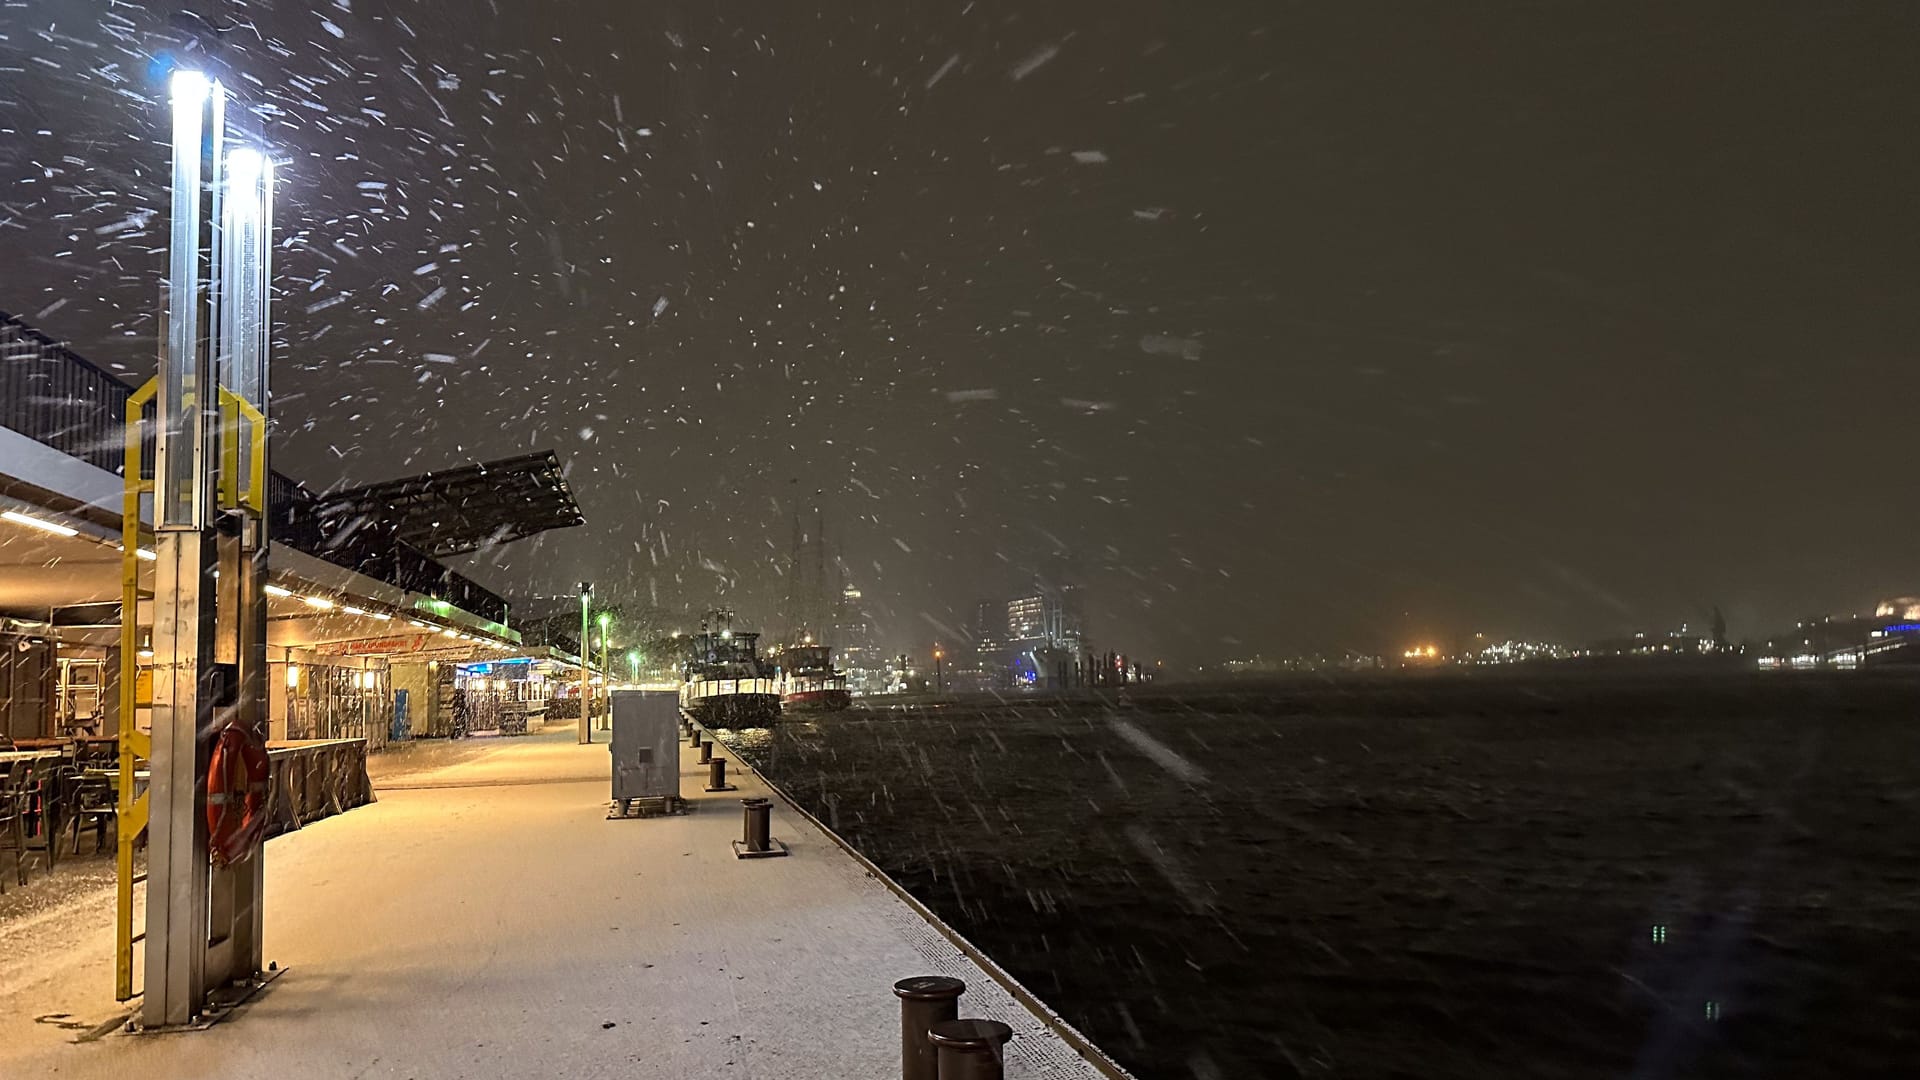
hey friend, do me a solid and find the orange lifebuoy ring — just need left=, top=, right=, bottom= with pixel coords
left=206, top=725, right=270, bottom=867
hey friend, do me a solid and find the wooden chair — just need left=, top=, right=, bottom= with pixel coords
left=0, top=761, right=29, bottom=891
left=65, top=771, right=116, bottom=855
left=20, top=757, right=61, bottom=873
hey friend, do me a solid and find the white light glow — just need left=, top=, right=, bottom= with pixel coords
left=264, top=584, right=292, bottom=597
left=227, top=146, right=264, bottom=193
left=170, top=69, right=212, bottom=114
left=171, top=69, right=211, bottom=100
left=372, top=612, right=392, bottom=621
left=136, top=547, right=158, bottom=561
left=342, top=605, right=368, bottom=616
left=303, top=596, right=334, bottom=610
left=2, top=510, right=78, bottom=537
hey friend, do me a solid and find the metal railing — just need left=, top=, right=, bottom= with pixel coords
left=2, top=310, right=509, bottom=626
left=2, top=312, right=150, bottom=472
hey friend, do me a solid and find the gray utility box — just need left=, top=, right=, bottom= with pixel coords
left=610, top=690, right=682, bottom=801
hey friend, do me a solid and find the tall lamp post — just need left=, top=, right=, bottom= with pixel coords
left=577, top=582, right=592, bottom=743
left=139, top=65, right=277, bottom=1027
left=597, top=610, right=613, bottom=727
left=627, top=648, right=641, bottom=683
left=933, top=646, right=945, bottom=695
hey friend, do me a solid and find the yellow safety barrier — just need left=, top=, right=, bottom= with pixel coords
left=116, top=378, right=155, bottom=1001
left=217, top=387, right=267, bottom=512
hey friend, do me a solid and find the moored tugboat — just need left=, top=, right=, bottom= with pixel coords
left=680, top=610, right=782, bottom=725
left=778, top=643, right=852, bottom=711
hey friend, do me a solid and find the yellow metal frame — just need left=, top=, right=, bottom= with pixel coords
left=116, top=378, right=155, bottom=1001
left=217, top=387, right=266, bottom=513
left=117, top=380, right=267, bottom=999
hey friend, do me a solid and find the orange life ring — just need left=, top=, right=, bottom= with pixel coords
left=206, top=725, right=270, bottom=867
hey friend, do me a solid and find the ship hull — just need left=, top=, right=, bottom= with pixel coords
left=685, top=688, right=783, bottom=726
left=783, top=687, right=851, bottom=711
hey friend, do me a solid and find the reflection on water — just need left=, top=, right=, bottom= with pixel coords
left=712, top=726, right=776, bottom=753
left=714, top=720, right=821, bottom=768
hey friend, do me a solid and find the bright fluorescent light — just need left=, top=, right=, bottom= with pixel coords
left=264, top=584, right=292, bottom=597
left=410, top=620, right=432, bottom=628
left=342, top=605, right=368, bottom=616
left=372, top=612, right=392, bottom=621
left=2, top=510, right=78, bottom=537
left=136, top=547, right=158, bottom=561
left=303, top=596, right=334, bottom=610
left=441, top=629, right=459, bottom=637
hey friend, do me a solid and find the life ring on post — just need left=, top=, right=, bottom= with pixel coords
left=206, top=725, right=271, bottom=867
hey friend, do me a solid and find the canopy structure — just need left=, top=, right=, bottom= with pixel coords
left=313, top=451, right=584, bottom=558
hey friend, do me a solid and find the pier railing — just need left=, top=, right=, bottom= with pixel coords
left=1, top=310, right=508, bottom=626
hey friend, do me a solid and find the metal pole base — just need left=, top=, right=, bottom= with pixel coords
left=730, top=837, right=789, bottom=859
left=108, top=966, right=286, bottom=1038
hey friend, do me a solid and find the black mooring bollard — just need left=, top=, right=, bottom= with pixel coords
left=928, top=1019, right=1013, bottom=1080
left=744, top=795, right=768, bottom=845
left=698, top=738, right=714, bottom=765
left=731, top=797, right=786, bottom=857
left=706, top=756, right=734, bottom=791
left=688, top=727, right=703, bottom=749
left=893, top=976, right=966, bottom=1080
left=743, top=799, right=771, bottom=851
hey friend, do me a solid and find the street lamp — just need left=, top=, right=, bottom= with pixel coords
left=627, top=648, right=641, bottom=682
left=597, top=610, right=613, bottom=724
left=577, top=582, right=592, bottom=743
left=933, top=646, right=945, bottom=694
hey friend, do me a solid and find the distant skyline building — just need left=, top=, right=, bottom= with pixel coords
left=833, top=582, right=885, bottom=694
left=973, top=599, right=1003, bottom=642
left=1008, top=595, right=1046, bottom=640
left=992, top=581, right=1088, bottom=689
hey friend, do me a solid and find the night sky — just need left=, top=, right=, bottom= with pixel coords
left=5, top=1, right=1920, bottom=662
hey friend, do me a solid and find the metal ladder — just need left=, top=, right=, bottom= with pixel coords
left=115, top=378, right=155, bottom=1001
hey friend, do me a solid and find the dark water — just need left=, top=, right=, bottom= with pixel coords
left=723, top=673, right=1920, bottom=1079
